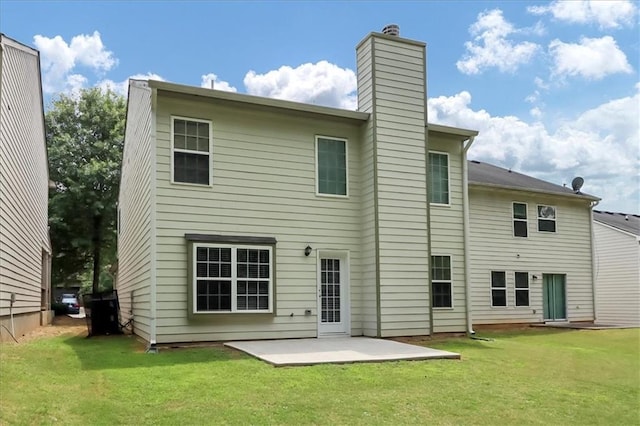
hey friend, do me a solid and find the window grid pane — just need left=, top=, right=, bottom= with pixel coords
left=513, top=203, right=528, bottom=237
left=320, top=258, right=341, bottom=323
left=173, top=118, right=211, bottom=185
left=515, top=272, right=530, bottom=307
left=491, top=271, right=507, bottom=307
left=431, top=255, right=452, bottom=308
left=538, top=205, right=557, bottom=233
left=194, top=245, right=271, bottom=313
left=317, top=138, right=347, bottom=196
left=429, top=153, right=449, bottom=204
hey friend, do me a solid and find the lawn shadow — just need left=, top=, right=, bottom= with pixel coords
left=63, top=334, right=249, bottom=371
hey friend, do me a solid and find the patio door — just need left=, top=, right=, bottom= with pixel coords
left=317, top=252, right=350, bottom=337
left=543, top=274, right=566, bottom=321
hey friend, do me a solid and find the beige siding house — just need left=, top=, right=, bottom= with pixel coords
left=468, top=161, right=599, bottom=326
left=0, top=35, right=52, bottom=341
left=593, top=211, right=639, bottom=326
left=118, top=28, right=479, bottom=347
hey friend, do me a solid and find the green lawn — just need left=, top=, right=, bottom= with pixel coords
left=1, top=328, right=638, bottom=425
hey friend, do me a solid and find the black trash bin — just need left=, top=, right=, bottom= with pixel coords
left=83, top=290, right=122, bottom=337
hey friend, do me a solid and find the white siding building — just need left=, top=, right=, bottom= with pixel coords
left=468, top=161, right=599, bottom=326
left=593, top=211, right=640, bottom=326
left=117, top=28, right=478, bottom=348
left=0, top=35, right=52, bottom=341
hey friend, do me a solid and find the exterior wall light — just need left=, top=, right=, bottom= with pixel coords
left=304, top=245, right=312, bottom=256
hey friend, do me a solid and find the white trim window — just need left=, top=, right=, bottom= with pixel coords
left=431, top=255, right=452, bottom=308
left=193, top=244, right=272, bottom=313
left=491, top=271, right=507, bottom=307
left=429, top=152, right=449, bottom=205
left=537, top=205, right=557, bottom=232
left=172, top=116, right=212, bottom=185
left=515, top=272, right=529, bottom=307
left=315, top=136, right=348, bottom=197
left=513, top=202, right=528, bottom=237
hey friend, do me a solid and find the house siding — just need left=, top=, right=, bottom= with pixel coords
left=152, top=93, right=364, bottom=343
left=594, top=222, right=640, bottom=326
left=116, top=82, right=153, bottom=342
left=469, top=188, right=595, bottom=324
left=0, top=36, right=51, bottom=339
left=357, top=34, right=430, bottom=337
left=429, top=137, right=467, bottom=333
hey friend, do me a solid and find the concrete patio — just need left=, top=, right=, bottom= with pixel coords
left=224, top=337, right=460, bottom=367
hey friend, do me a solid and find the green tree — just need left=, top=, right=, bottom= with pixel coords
left=46, top=88, right=125, bottom=293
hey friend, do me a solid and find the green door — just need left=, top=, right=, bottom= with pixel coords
left=543, top=274, right=566, bottom=321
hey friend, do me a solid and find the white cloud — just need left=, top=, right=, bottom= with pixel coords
left=97, top=73, right=165, bottom=96
left=456, top=9, right=540, bottom=75
left=528, top=0, right=637, bottom=29
left=200, top=73, right=237, bottom=92
left=530, top=107, right=543, bottom=119
left=549, top=36, right=632, bottom=80
left=428, top=87, right=640, bottom=212
left=34, top=31, right=117, bottom=94
left=243, top=60, right=357, bottom=109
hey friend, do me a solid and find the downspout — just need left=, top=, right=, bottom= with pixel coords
left=425, top=126, right=433, bottom=336
left=589, top=200, right=600, bottom=323
left=147, top=86, right=158, bottom=353
left=462, top=136, right=476, bottom=336
left=423, top=43, right=433, bottom=336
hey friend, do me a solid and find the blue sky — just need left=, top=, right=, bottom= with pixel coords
left=2, top=1, right=638, bottom=213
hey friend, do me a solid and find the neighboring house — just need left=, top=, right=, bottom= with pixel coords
left=117, top=27, right=480, bottom=348
left=0, top=35, right=52, bottom=341
left=468, top=160, right=600, bottom=326
left=593, top=210, right=640, bottom=326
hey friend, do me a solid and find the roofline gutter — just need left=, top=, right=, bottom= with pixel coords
left=469, top=182, right=600, bottom=202
left=462, top=136, right=476, bottom=336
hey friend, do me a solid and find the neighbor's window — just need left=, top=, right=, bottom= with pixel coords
left=431, top=255, right=452, bottom=308
left=515, top=272, right=529, bottom=307
left=194, top=245, right=272, bottom=313
left=429, top=152, right=449, bottom=204
left=316, top=136, right=347, bottom=196
left=513, top=202, right=528, bottom=237
left=173, top=117, right=211, bottom=185
left=537, top=205, right=556, bottom=232
left=491, top=271, right=507, bottom=307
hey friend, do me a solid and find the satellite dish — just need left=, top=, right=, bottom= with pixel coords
left=571, top=176, right=584, bottom=192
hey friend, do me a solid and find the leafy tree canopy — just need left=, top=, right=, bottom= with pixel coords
left=46, top=88, right=126, bottom=292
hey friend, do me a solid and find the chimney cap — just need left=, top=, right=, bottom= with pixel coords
left=382, top=24, right=400, bottom=36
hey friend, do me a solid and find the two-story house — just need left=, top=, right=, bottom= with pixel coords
left=0, top=35, right=53, bottom=341
left=117, top=27, right=480, bottom=348
left=468, top=161, right=599, bottom=326
left=117, top=27, right=599, bottom=348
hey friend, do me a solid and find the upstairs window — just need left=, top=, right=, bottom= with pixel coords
left=515, top=272, right=530, bottom=307
left=491, top=271, right=507, bottom=307
left=431, top=255, right=452, bottom=308
left=513, top=202, right=528, bottom=237
left=537, top=205, right=557, bottom=232
left=316, top=136, right=348, bottom=196
left=172, top=117, right=212, bottom=185
left=429, top=152, right=449, bottom=204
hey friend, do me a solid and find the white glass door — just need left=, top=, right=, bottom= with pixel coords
left=317, top=253, right=349, bottom=336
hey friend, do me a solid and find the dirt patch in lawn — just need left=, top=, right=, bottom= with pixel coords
left=18, top=315, right=88, bottom=343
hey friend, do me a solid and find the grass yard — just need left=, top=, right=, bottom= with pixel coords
left=1, top=327, right=638, bottom=425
